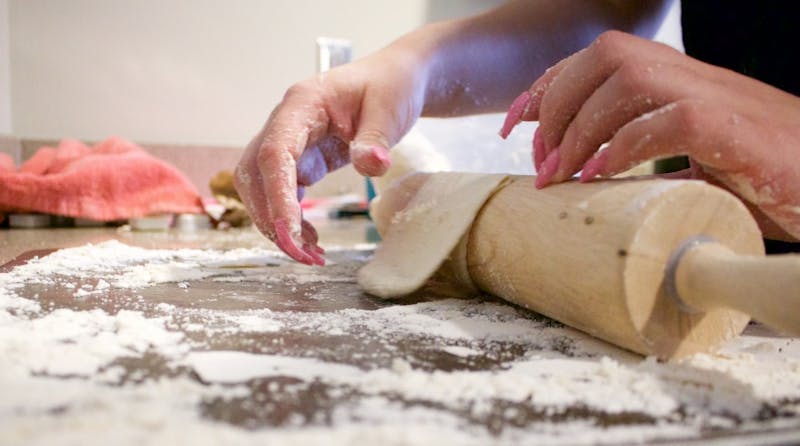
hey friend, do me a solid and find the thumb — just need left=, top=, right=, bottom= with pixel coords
left=350, top=97, right=410, bottom=177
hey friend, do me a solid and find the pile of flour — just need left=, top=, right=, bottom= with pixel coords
left=0, top=240, right=798, bottom=445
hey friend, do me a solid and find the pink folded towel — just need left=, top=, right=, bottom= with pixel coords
left=0, top=153, right=14, bottom=173
left=0, top=137, right=204, bottom=222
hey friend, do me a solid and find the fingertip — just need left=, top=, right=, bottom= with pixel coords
left=500, top=91, right=531, bottom=139
left=372, top=146, right=391, bottom=171
left=535, top=149, right=560, bottom=189
left=300, top=218, right=325, bottom=263
left=352, top=144, right=391, bottom=177
left=304, top=244, right=326, bottom=266
left=274, top=218, right=316, bottom=265
left=579, top=151, right=608, bottom=183
left=301, top=219, right=320, bottom=245
left=533, top=127, right=546, bottom=172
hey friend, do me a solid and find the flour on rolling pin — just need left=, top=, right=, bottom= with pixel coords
left=622, top=180, right=683, bottom=213
left=358, top=172, right=797, bottom=360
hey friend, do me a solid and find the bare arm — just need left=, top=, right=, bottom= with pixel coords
left=234, top=0, right=672, bottom=264
left=418, top=0, right=672, bottom=116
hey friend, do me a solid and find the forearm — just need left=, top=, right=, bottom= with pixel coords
left=391, top=0, right=671, bottom=116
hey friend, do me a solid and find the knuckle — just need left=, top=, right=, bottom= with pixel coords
left=283, top=80, right=316, bottom=101
left=331, top=119, right=355, bottom=141
left=592, top=30, right=630, bottom=60
left=672, top=99, right=708, bottom=138
left=255, top=145, right=290, bottom=169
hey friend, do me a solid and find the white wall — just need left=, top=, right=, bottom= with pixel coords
left=0, top=0, right=11, bottom=135
left=6, top=0, right=683, bottom=150
left=8, top=0, right=432, bottom=146
left=653, top=0, right=683, bottom=51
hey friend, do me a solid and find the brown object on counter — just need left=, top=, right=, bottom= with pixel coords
left=209, top=170, right=250, bottom=228
left=209, top=170, right=240, bottom=201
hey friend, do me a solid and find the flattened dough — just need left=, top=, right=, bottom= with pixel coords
left=358, top=172, right=509, bottom=298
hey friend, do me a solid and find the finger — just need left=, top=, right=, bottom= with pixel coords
left=550, top=61, right=676, bottom=183
left=535, top=148, right=561, bottom=189
left=293, top=76, right=362, bottom=186
left=255, top=101, right=330, bottom=264
left=499, top=90, right=531, bottom=139
left=499, top=55, right=573, bottom=139
left=296, top=136, right=351, bottom=186
left=533, top=126, right=546, bottom=172
left=296, top=186, right=325, bottom=261
left=235, top=139, right=271, bottom=231
left=580, top=99, right=800, bottom=238
left=522, top=54, right=575, bottom=123
left=304, top=245, right=325, bottom=265
left=350, top=89, right=410, bottom=177
left=254, top=145, right=315, bottom=264
left=580, top=100, right=750, bottom=179
left=536, top=32, right=678, bottom=152
left=297, top=186, right=325, bottom=261
left=302, top=219, right=324, bottom=254
left=274, top=217, right=317, bottom=265
left=519, top=50, right=608, bottom=189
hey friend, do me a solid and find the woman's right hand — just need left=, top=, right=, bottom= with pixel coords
left=234, top=48, right=428, bottom=265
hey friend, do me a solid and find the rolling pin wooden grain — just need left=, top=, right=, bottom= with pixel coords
left=469, top=176, right=800, bottom=359
left=365, top=173, right=799, bottom=359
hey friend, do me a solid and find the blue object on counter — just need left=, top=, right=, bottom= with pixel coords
left=366, top=177, right=376, bottom=203
left=329, top=177, right=375, bottom=220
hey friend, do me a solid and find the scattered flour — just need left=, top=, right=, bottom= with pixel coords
left=0, top=308, right=185, bottom=377
left=186, top=351, right=361, bottom=384
left=0, top=240, right=798, bottom=445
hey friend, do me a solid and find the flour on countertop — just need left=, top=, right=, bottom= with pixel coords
left=0, top=240, right=798, bottom=445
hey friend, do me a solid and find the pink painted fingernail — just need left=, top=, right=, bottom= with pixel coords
left=535, top=149, right=560, bottom=189
left=274, top=218, right=315, bottom=265
left=533, top=127, right=546, bottom=171
left=500, top=91, right=531, bottom=139
left=304, top=243, right=326, bottom=266
left=301, top=219, right=319, bottom=244
left=273, top=218, right=291, bottom=245
left=580, top=151, right=608, bottom=183
left=372, top=146, right=391, bottom=170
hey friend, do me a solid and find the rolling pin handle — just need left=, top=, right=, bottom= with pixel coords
left=672, top=237, right=800, bottom=336
left=664, top=235, right=718, bottom=315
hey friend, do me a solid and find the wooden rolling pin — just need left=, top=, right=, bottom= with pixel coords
left=465, top=176, right=799, bottom=359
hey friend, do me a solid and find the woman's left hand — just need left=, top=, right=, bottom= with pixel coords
left=501, top=31, right=800, bottom=241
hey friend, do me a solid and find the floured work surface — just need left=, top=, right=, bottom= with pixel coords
left=1, top=239, right=800, bottom=445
